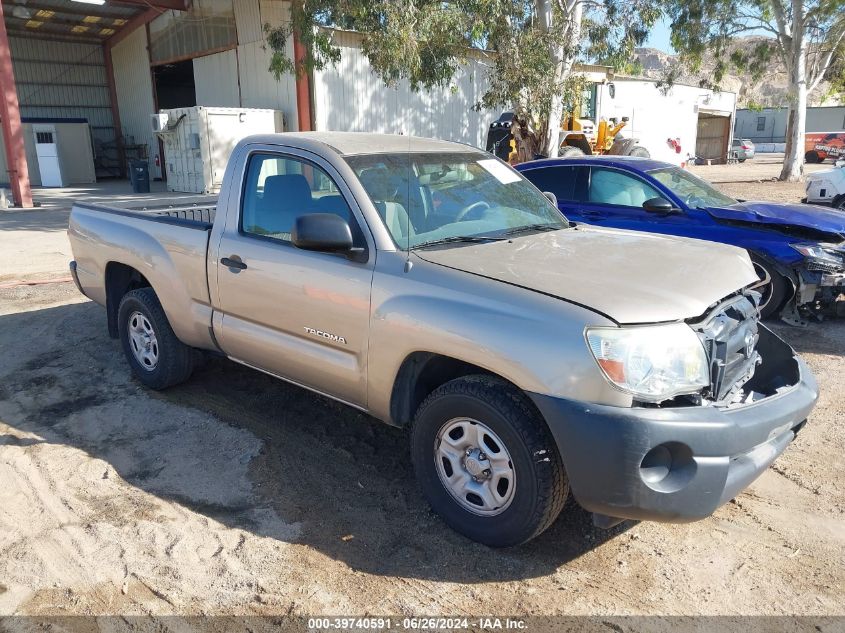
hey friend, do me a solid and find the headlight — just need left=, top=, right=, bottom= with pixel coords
left=791, top=243, right=845, bottom=267
left=586, top=323, right=710, bottom=402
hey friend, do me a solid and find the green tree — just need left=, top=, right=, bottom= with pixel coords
left=662, top=0, right=845, bottom=181
left=265, top=0, right=659, bottom=158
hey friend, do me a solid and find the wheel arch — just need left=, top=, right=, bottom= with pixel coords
left=389, top=352, right=527, bottom=428
left=105, top=262, right=151, bottom=338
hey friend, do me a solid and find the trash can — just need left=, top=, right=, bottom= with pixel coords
left=129, top=159, right=150, bottom=193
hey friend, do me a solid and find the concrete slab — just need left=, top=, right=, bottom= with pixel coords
left=1, top=179, right=215, bottom=212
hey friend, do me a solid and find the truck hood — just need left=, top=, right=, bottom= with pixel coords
left=706, top=201, right=845, bottom=240
left=414, top=225, right=758, bottom=324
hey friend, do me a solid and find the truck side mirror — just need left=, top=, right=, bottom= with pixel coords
left=292, top=213, right=355, bottom=255
left=642, top=197, right=679, bottom=215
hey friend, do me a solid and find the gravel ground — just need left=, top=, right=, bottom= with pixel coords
left=688, top=153, right=831, bottom=204
left=0, top=160, right=843, bottom=619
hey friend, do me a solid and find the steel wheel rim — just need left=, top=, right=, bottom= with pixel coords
left=128, top=311, right=159, bottom=371
left=434, top=417, right=516, bottom=516
left=750, top=262, right=774, bottom=312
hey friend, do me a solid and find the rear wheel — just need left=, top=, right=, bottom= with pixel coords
left=558, top=145, right=585, bottom=158
left=411, top=375, right=568, bottom=547
left=118, top=288, right=195, bottom=389
left=750, top=256, right=791, bottom=319
left=805, top=150, right=821, bottom=164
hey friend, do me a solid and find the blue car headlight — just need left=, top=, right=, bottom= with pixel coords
left=791, top=243, right=845, bottom=270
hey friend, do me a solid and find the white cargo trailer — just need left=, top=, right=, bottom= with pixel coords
left=154, top=106, right=285, bottom=194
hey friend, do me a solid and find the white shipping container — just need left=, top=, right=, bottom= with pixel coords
left=157, top=106, right=285, bottom=194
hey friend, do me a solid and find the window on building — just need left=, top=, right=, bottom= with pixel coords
left=757, top=116, right=766, bottom=131
left=148, top=0, right=237, bottom=65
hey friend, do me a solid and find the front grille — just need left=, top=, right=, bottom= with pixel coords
left=691, top=294, right=761, bottom=402
left=806, top=260, right=842, bottom=274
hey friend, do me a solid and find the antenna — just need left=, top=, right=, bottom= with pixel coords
left=404, top=70, right=413, bottom=273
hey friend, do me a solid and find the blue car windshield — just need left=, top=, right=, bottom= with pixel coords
left=648, top=167, right=737, bottom=209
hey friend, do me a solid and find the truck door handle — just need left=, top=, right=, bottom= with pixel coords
left=221, top=256, right=247, bottom=271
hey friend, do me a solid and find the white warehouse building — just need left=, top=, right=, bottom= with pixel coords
left=0, top=0, right=736, bottom=202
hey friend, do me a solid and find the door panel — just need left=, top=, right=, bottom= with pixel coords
left=33, top=125, right=64, bottom=187
left=214, top=152, right=373, bottom=407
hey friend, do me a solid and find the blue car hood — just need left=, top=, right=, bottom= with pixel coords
left=706, top=201, right=845, bottom=238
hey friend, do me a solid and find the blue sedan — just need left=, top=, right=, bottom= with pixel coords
left=516, top=156, right=845, bottom=321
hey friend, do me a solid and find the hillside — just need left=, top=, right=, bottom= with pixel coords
left=634, top=39, right=842, bottom=108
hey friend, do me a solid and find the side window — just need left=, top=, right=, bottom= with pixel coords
left=522, top=166, right=584, bottom=202
left=588, top=168, right=661, bottom=208
left=757, top=116, right=766, bottom=131
left=241, top=153, right=354, bottom=243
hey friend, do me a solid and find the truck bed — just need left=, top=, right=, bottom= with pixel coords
left=73, top=199, right=217, bottom=229
left=68, top=197, right=219, bottom=350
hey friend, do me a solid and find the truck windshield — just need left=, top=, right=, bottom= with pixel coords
left=344, top=151, right=568, bottom=249
left=648, top=166, right=737, bottom=209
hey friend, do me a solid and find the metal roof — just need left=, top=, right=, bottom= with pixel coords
left=516, top=155, right=675, bottom=173
left=2, top=0, right=185, bottom=43
left=259, top=132, right=480, bottom=156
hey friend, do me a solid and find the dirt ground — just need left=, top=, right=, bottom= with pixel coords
left=688, top=152, right=830, bottom=204
left=0, top=159, right=843, bottom=619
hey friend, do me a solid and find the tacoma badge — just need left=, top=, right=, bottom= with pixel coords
left=303, top=326, right=347, bottom=345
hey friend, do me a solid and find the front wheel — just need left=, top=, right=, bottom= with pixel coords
left=411, top=375, right=568, bottom=547
left=118, top=288, right=195, bottom=389
left=626, top=145, right=650, bottom=158
left=750, top=256, right=791, bottom=319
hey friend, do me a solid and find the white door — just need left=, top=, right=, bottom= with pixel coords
left=33, top=125, right=64, bottom=187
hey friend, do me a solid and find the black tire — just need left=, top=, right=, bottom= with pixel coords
left=558, top=145, right=585, bottom=158
left=627, top=145, right=651, bottom=158
left=117, top=288, right=194, bottom=390
left=805, top=150, right=821, bottom=164
left=833, top=195, right=845, bottom=211
left=750, top=255, right=791, bottom=320
left=410, top=375, right=568, bottom=547
left=739, top=157, right=747, bottom=163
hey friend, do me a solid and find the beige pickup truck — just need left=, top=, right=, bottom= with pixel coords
left=68, top=132, right=818, bottom=546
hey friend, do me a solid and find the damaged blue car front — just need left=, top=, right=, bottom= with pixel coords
left=516, top=156, right=845, bottom=323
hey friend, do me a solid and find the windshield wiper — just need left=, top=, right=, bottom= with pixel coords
left=500, top=223, right=565, bottom=236
left=412, top=235, right=510, bottom=249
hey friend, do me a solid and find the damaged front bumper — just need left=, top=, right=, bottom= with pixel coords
left=528, top=326, right=818, bottom=526
left=782, top=263, right=845, bottom=324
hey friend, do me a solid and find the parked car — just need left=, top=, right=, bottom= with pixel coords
left=516, top=156, right=845, bottom=322
left=805, top=161, right=845, bottom=209
left=731, top=138, right=755, bottom=162
left=68, top=133, right=817, bottom=547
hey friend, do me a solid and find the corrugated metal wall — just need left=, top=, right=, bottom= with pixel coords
left=194, top=50, right=240, bottom=107
left=8, top=36, right=114, bottom=177
left=312, top=30, right=495, bottom=147
left=111, top=27, right=158, bottom=173
left=232, top=0, right=297, bottom=129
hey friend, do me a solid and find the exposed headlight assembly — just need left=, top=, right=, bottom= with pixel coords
left=791, top=243, right=845, bottom=268
left=586, top=323, right=710, bottom=402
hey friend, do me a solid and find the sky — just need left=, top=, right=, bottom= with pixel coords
left=644, top=17, right=675, bottom=53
